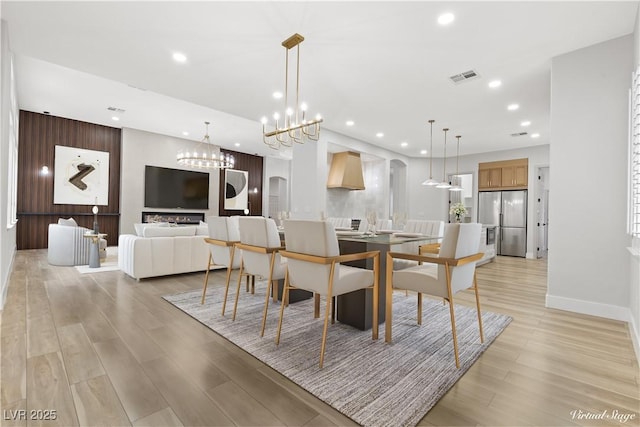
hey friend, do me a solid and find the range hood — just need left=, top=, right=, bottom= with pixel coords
left=327, top=151, right=365, bottom=190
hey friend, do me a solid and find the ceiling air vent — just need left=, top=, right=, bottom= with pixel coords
left=449, top=69, right=480, bottom=84
left=511, top=132, right=528, bottom=137
left=107, top=106, right=126, bottom=113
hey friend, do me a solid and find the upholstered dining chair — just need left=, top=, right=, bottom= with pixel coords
left=277, top=220, right=380, bottom=368
left=385, top=223, right=484, bottom=368
left=201, top=216, right=242, bottom=310
left=234, top=216, right=286, bottom=336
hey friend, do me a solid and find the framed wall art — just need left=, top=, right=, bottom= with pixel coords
left=54, top=145, right=109, bottom=205
left=224, top=169, right=248, bottom=210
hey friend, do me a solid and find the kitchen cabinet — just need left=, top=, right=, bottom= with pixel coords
left=478, top=168, right=502, bottom=189
left=478, top=158, right=528, bottom=190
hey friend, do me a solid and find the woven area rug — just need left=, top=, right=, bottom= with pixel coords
left=163, top=284, right=511, bottom=427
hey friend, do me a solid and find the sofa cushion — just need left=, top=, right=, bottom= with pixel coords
left=195, top=225, right=209, bottom=236
left=134, top=222, right=170, bottom=236
left=58, top=217, right=78, bottom=227
left=143, top=226, right=196, bottom=238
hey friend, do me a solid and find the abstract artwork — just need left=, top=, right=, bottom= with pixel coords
left=54, top=145, right=109, bottom=205
left=224, top=169, right=248, bottom=210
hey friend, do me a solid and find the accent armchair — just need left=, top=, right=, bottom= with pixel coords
left=201, top=216, right=242, bottom=307
left=47, top=221, right=106, bottom=266
left=277, top=220, right=380, bottom=368
left=235, top=216, right=286, bottom=336
left=385, top=223, right=484, bottom=368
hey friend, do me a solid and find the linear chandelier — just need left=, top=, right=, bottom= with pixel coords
left=261, top=33, right=323, bottom=149
left=177, top=121, right=235, bottom=169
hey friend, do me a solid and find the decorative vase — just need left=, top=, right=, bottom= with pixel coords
left=455, top=215, right=462, bottom=223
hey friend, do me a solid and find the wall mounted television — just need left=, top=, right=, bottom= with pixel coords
left=144, top=165, right=209, bottom=210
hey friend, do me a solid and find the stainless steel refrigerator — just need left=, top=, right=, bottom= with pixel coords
left=478, top=190, right=527, bottom=257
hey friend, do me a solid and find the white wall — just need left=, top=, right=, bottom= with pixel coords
left=120, top=128, right=220, bottom=235
left=0, top=20, right=17, bottom=309
left=548, top=35, right=633, bottom=322
left=408, top=144, right=550, bottom=258
left=630, top=6, right=640, bottom=360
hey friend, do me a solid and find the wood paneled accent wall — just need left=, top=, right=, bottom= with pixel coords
left=218, top=149, right=263, bottom=217
left=17, top=111, right=122, bottom=249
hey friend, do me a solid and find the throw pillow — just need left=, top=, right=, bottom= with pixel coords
left=143, top=226, right=196, bottom=238
left=58, top=217, right=78, bottom=227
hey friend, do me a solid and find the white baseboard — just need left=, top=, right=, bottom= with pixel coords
left=526, top=251, right=536, bottom=259
left=545, top=294, right=630, bottom=322
left=0, top=247, right=16, bottom=310
left=546, top=294, right=639, bottom=364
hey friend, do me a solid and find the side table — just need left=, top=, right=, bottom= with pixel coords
left=84, top=233, right=107, bottom=268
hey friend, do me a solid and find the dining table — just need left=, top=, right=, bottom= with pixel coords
left=335, top=232, right=441, bottom=331
left=277, top=228, right=440, bottom=330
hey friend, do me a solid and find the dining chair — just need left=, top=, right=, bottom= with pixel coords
left=385, top=223, right=484, bottom=368
left=277, top=220, right=380, bottom=368
left=235, top=216, right=286, bottom=336
left=201, top=216, right=242, bottom=312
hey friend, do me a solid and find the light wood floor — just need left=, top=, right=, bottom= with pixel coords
left=1, top=251, right=638, bottom=426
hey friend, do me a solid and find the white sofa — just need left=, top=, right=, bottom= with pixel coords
left=118, top=224, right=210, bottom=280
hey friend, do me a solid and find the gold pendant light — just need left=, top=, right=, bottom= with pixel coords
left=449, top=135, right=463, bottom=192
left=436, top=128, right=451, bottom=189
left=421, top=119, right=438, bottom=186
left=261, top=33, right=323, bottom=149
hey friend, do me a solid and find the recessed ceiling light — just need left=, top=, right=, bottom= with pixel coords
left=520, top=121, right=531, bottom=127
left=182, top=131, right=189, bottom=136
left=507, top=104, right=519, bottom=111
left=172, top=52, right=187, bottom=63
left=438, top=13, right=455, bottom=26
left=376, top=132, right=384, bottom=138
left=420, top=149, right=427, bottom=155
left=346, top=120, right=354, bottom=126
left=400, top=142, right=408, bottom=147
left=488, top=80, right=502, bottom=88
left=531, top=133, right=540, bottom=138
left=111, top=116, right=119, bottom=121
left=272, top=91, right=283, bottom=99
left=234, top=143, right=240, bottom=147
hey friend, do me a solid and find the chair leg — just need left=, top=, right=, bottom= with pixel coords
left=445, top=264, right=460, bottom=369
left=260, top=279, right=274, bottom=337
left=251, top=275, right=256, bottom=294
left=201, top=253, right=212, bottom=304
left=417, top=292, right=422, bottom=325
left=319, top=262, right=337, bottom=368
left=232, top=261, right=244, bottom=321
left=245, top=274, right=250, bottom=292
left=261, top=253, right=277, bottom=337
left=319, top=289, right=332, bottom=369
left=275, top=269, right=290, bottom=345
left=473, top=271, right=485, bottom=343
left=221, top=246, right=236, bottom=316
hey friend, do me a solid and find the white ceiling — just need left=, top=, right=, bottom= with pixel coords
left=2, top=1, right=637, bottom=159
